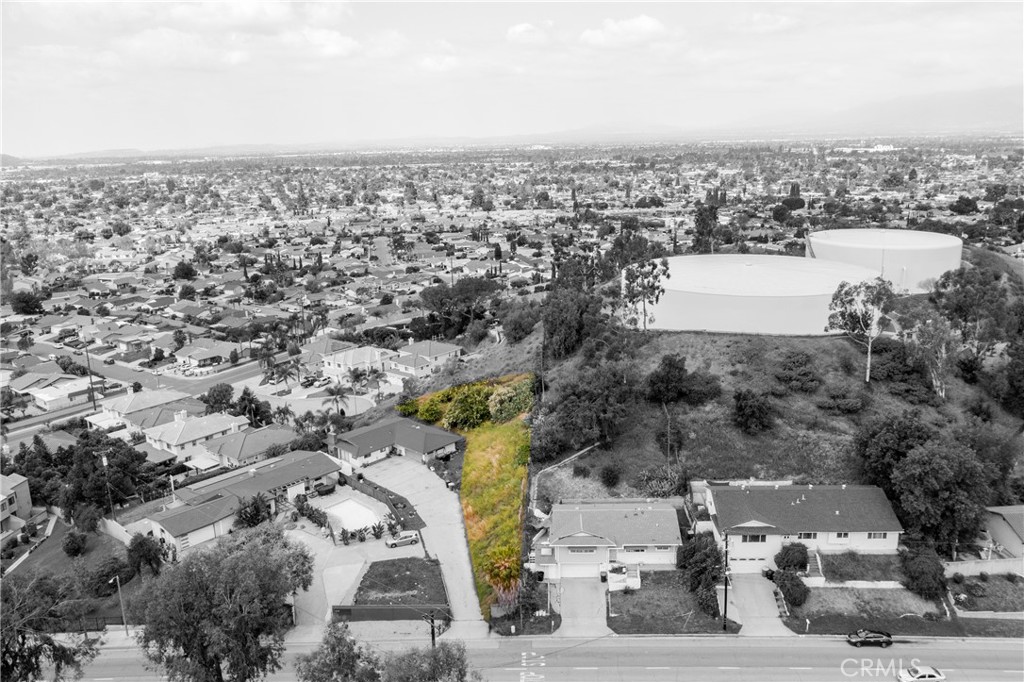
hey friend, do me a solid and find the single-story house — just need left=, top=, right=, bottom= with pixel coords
left=144, top=450, right=341, bottom=553
left=181, top=424, right=296, bottom=469
left=329, top=416, right=462, bottom=469
left=984, top=505, right=1024, bottom=558
left=528, top=499, right=683, bottom=580
left=706, top=484, right=904, bottom=573
left=144, top=412, right=250, bottom=459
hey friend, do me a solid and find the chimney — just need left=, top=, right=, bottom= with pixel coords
left=174, top=410, right=187, bottom=422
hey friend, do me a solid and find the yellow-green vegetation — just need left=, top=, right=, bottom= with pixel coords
left=399, top=373, right=533, bottom=617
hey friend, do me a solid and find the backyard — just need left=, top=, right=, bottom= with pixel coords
left=608, top=571, right=741, bottom=634
left=354, top=557, right=447, bottom=607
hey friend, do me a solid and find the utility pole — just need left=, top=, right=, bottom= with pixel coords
left=82, top=342, right=98, bottom=410
left=423, top=610, right=436, bottom=649
left=722, top=531, right=729, bottom=631
left=102, top=453, right=116, bottom=519
left=110, top=575, right=129, bottom=635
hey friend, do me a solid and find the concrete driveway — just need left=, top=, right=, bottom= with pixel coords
left=362, top=456, right=488, bottom=639
left=554, top=578, right=612, bottom=638
left=729, top=574, right=796, bottom=637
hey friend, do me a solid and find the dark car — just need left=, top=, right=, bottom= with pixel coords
left=846, top=629, right=892, bottom=648
left=103, top=357, right=116, bottom=365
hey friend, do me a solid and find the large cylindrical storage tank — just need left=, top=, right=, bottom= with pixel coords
left=635, top=255, right=880, bottom=335
left=806, top=229, right=962, bottom=294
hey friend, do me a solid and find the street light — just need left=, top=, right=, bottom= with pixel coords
left=101, top=453, right=116, bottom=520
left=722, top=531, right=730, bottom=631
left=109, top=575, right=129, bottom=636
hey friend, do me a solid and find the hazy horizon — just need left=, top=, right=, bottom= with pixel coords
left=3, top=2, right=1022, bottom=159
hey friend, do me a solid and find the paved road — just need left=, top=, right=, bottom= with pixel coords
left=71, top=634, right=1024, bottom=681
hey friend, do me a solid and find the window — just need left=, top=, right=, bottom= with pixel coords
left=835, top=532, right=849, bottom=539
left=797, top=532, right=818, bottom=540
left=654, top=546, right=672, bottom=551
left=741, top=534, right=767, bottom=543
left=867, top=532, right=887, bottom=540
left=568, top=547, right=596, bottom=554
left=623, top=546, right=647, bottom=552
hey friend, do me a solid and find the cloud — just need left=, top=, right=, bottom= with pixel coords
left=294, top=28, right=360, bottom=58
left=507, top=22, right=550, bottom=45
left=418, top=54, right=459, bottom=72
left=365, top=30, right=408, bottom=59
left=579, top=15, right=666, bottom=48
left=730, top=12, right=798, bottom=35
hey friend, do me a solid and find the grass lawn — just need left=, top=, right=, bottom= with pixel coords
left=608, top=571, right=741, bottom=635
left=950, top=575, right=1024, bottom=612
left=960, top=618, right=1024, bottom=638
left=354, top=558, right=447, bottom=607
left=786, top=587, right=954, bottom=636
left=821, top=552, right=904, bottom=582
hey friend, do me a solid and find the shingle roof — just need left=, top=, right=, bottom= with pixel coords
left=401, top=340, right=461, bottom=360
left=548, top=500, right=683, bottom=547
left=987, top=505, right=1024, bottom=543
left=335, top=417, right=462, bottom=458
left=203, top=425, right=296, bottom=463
left=711, top=485, right=904, bottom=535
left=150, top=493, right=241, bottom=537
left=176, top=450, right=341, bottom=504
left=102, top=389, right=190, bottom=416
left=144, top=413, right=249, bottom=447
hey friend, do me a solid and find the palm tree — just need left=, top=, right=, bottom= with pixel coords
left=365, top=367, right=387, bottom=401
left=322, top=382, right=348, bottom=416
left=234, top=387, right=260, bottom=426
left=272, top=404, right=295, bottom=426
left=275, top=358, right=300, bottom=388
left=347, top=367, right=368, bottom=394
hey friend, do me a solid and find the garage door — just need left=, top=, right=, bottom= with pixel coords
left=561, top=563, right=601, bottom=578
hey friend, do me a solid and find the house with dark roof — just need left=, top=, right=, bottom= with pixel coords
left=528, top=499, right=683, bottom=581
left=182, top=424, right=296, bottom=469
left=143, top=449, right=340, bottom=553
left=329, top=416, right=462, bottom=469
left=706, top=484, right=903, bottom=573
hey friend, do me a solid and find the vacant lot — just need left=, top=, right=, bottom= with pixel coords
left=950, top=575, right=1024, bottom=612
left=787, top=587, right=953, bottom=636
left=354, top=558, right=447, bottom=607
left=821, top=552, right=904, bottom=582
left=608, top=571, right=740, bottom=634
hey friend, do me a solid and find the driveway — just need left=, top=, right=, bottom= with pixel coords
left=554, top=578, right=612, bottom=638
left=362, top=456, right=488, bottom=639
left=728, top=574, right=796, bottom=637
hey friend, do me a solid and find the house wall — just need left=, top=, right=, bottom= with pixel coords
left=724, top=531, right=900, bottom=573
left=986, top=515, right=1024, bottom=558
left=336, top=445, right=390, bottom=468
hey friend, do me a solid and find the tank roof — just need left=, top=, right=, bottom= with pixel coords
left=661, top=255, right=879, bottom=297
left=809, top=228, right=962, bottom=249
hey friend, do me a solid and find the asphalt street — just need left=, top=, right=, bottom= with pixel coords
left=70, top=635, right=1024, bottom=682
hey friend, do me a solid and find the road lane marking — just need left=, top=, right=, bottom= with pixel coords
left=573, top=667, right=598, bottom=670
left=789, top=667, right=813, bottom=670
left=718, top=667, right=740, bottom=670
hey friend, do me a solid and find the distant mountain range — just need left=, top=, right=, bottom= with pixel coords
left=10, top=86, right=1021, bottom=163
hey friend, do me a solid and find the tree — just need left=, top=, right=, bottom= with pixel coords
left=10, top=291, right=44, bottom=315
left=900, top=547, right=946, bottom=600
left=72, top=503, right=103, bottom=534
left=691, top=203, right=719, bottom=254
left=295, top=623, right=379, bottom=682
left=854, top=410, right=937, bottom=499
left=733, top=389, right=773, bottom=434
left=891, top=437, right=989, bottom=549
left=948, top=195, right=979, bottom=215
left=826, top=278, right=896, bottom=383
left=273, top=404, right=295, bottom=426
left=774, top=543, right=809, bottom=571
left=903, top=317, right=958, bottom=398
left=622, top=258, right=669, bottom=331
left=380, top=641, right=482, bottom=682
left=152, top=347, right=166, bottom=363
left=16, top=334, right=34, bottom=353
left=275, top=359, right=300, bottom=388
left=542, top=288, right=605, bottom=360
left=61, top=530, right=87, bottom=557
left=234, top=387, right=272, bottom=427
left=19, top=253, right=39, bottom=275
left=178, top=284, right=196, bottom=301
left=172, top=329, right=188, bottom=351
left=131, top=526, right=313, bottom=682
left=127, top=533, right=164, bottom=579
left=234, top=493, right=273, bottom=529
left=173, top=261, right=197, bottom=280
left=229, top=349, right=239, bottom=365
left=322, top=383, right=349, bottom=417
left=203, top=383, right=234, bottom=414
left=931, top=266, right=1015, bottom=366
left=1, top=571, right=101, bottom=682
left=646, top=354, right=690, bottom=404
left=131, top=381, right=143, bottom=393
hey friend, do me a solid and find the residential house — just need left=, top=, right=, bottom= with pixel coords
left=322, top=346, right=397, bottom=383
left=94, top=389, right=191, bottom=432
left=390, top=340, right=462, bottom=378
left=329, top=416, right=462, bottom=469
left=984, top=505, right=1024, bottom=558
left=143, top=450, right=341, bottom=553
left=144, top=412, right=249, bottom=460
left=528, top=499, right=683, bottom=580
left=706, top=484, right=904, bottom=573
left=0, top=473, right=34, bottom=540
left=298, top=337, right=356, bottom=375
left=180, top=424, right=296, bottom=470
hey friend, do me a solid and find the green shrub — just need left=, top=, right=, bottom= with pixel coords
left=418, top=397, right=443, bottom=423
left=775, top=352, right=821, bottom=394
left=86, top=557, right=135, bottom=598
left=979, top=571, right=989, bottom=582
left=599, top=466, right=621, bottom=488
left=900, top=548, right=946, bottom=600
left=773, top=569, right=809, bottom=607
left=1006, top=573, right=1020, bottom=584
left=62, top=529, right=87, bottom=557
left=678, top=532, right=723, bottom=591
left=952, top=572, right=965, bottom=584
left=680, top=371, right=722, bottom=406
left=24, top=522, right=38, bottom=537
left=774, top=543, right=809, bottom=572
left=695, top=583, right=720, bottom=618
left=487, top=377, right=535, bottom=423
left=733, top=389, right=773, bottom=433
left=396, top=400, right=419, bottom=417
left=441, top=384, right=493, bottom=430
left=572, top=464, right=590, bottom=478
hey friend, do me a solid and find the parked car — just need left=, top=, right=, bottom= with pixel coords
left=103, top=358, right=116, bottom=365
left=386, top=530, right=420, bottom=548
left=72, top=350, right=83, bottom=356
left=314, top=482, right=336, bottom=496
left=897, top=666, right=945, bottom=681
left=846, top=629, right=892, bottom=648
left=315, top=377, right=331, bottom=387
left=300, top=377, right=316, bottom=388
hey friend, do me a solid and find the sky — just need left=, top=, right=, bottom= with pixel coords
left=2, top=1, right=1022, bottom=157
